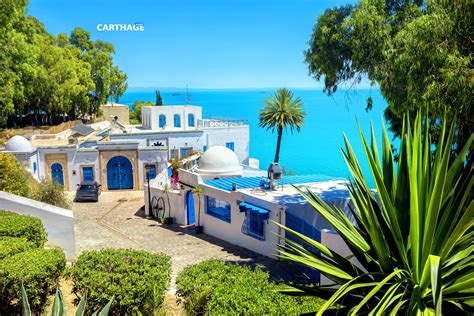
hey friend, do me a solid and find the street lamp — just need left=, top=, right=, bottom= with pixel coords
left=145, top=165, right=152, bottom=217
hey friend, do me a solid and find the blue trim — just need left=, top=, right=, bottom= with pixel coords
left=238, top=202, right=269, bottom=220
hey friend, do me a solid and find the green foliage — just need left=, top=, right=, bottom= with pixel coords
left=259, top=88, right=306, bottom=163
left=67, top=249, right=171, bottom=314
left=277, top=112, right=473, bottom=314
left=129, top=100, right=154, bottom=123
left=0, top=210, right=47, bottom=247
left=305, top=0, right=473, bottom=154
left=0, top=154, right=31, bottom=197
left=0, top=2, right=127, bottom=127
left=0, top=236, right=34, bottom=260
left=31, top=178, right=71, bottom=209
left=0, top=248, right=66, bottom=313
left=21, top=286, right=113, bottom=316
left=176, top=260, right=324, bottom=315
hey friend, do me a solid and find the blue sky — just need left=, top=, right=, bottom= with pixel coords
left=28, top=0, right=356, bottom=89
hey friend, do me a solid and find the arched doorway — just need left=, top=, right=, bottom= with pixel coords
left=106, top=156, right=133, bottom=190
left=186, top=191, right=195, bottom=225
left=51, top=163, right=64, bottom=187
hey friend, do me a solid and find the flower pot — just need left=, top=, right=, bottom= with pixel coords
left=195, top=225, right=203, bottom=234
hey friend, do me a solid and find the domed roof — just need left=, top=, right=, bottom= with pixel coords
left=196, top=146, right=243, bottom=175
left=5, top=135, right=33, bottom=152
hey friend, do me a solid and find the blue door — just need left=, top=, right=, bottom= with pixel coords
left=51, top=163, right=64, bottom=187
left=186, top=191, right=195, bottom=225
left=107, top=156, right=133, bottom=190
left=82, top=166, right=94, bottom=182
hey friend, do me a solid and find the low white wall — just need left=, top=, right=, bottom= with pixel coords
left=320, top=229, right=353, bottom=285
left=0, top=191, right=76, bottom=259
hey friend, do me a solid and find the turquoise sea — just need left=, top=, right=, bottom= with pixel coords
left=121, top=89, right=394, bottom=185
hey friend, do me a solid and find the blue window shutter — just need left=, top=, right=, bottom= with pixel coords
left=226, top=142, right=234, bottom=151
left=174, top=114, right=181, bottom=127
left=188, top=114, right=195, bottom=127
left=159, top=115, right=166, bottom=128
left=203, top=145, right=208, bottom=152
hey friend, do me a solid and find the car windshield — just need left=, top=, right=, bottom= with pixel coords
left=80, top=185, right=95, bottom=191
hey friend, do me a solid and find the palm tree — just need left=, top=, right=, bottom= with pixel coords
left=259, top=88, right=306, bottom=163
left=277, top=112, right=473, bottom=314
left=192, top=185, right=203, bottom=227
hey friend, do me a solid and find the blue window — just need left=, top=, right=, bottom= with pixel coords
left=145, top=164, right=156, bottom=180
left=167, top=166, right=173, bottom=177
left=248, top=210, right=265, bottom=239
left=159, top=114, right=166, bottom=128
left=203, top=145, right=208, bottom=152
left=206, top=196, right=231, bottom=223
left=188, top=114, right=195, bottom=127
left=174, top=114, right=181, bottom=127
left=33, top=162, right=37, bottom=173
left=181, top=147, right=192, bottom=158
left=226, top=142, right=234, bottom=151
left=82, top=166, right=94, bottom=182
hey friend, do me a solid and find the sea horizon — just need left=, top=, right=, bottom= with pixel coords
left=119, top=88, right=393, bottom=187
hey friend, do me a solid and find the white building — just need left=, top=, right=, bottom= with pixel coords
left=145, top=146, right=354, bottom=284
left=1, top=105, right=251, bottom=192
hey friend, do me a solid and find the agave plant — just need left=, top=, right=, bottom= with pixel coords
left=277, top=112, right=473, bottom=314
left=21, top=284, right=113, bottom=316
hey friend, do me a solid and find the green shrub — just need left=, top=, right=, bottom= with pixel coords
left=176, top=260, right=324, bottom=315
left=0, top=210, right=47, bottom=247
left=67, top=249, right=171, bottom=314
left=0, top=154, right=31, bottom=197
left=0, top=236, right=35, bottom=259
left=0, top=248, right=66, bottom=313
left=30, top=178, right=71, bottom=209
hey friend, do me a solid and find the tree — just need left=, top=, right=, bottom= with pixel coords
left=109, top=66, right=128, bottom=103
left=155, top=90, right=163, bottom=106
left=0, top=154, right=31, bottom=197
left=191, top=185, right=203, bottom=227
left=278, top=112, right=473, bottom=314
left=305, top=0, right=473, bottom=155
left=258, top=88, right=306, bottom=163
left=130, top=101, right=154, bottom=124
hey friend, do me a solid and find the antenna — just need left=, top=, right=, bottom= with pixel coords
left=185, top=84, right=190, bottom=105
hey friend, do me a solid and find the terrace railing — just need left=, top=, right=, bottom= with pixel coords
left=199, top=118, right=248, bottom=128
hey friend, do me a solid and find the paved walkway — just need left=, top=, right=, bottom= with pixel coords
left=72, top=191, right=303, bottom=285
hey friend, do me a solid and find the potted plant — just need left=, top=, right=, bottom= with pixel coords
left=160, top=184, right=174, bottom=224
left=170, top=158, right=181, bottom=190
left=192, top=185, right=203, bottom=234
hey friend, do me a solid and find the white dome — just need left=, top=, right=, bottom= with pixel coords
left=196, top=146, right=243, bottom=175
left=5, top=135, right=33, bottom=152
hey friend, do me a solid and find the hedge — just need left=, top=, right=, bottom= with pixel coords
left=0, top=248, right=66, bottom=313
left=0, top=236, right=35, bottom=259
left=176, top=260, right=325, bottom=315
left=0, top=210, right=47, bottom=247
left=67, top=249, right=171, bottom=314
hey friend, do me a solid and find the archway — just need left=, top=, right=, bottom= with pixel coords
left=106, top=156, right=133, bottom=190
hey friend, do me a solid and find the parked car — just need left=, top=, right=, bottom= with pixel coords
left=75, top=181, right=101, bottom=202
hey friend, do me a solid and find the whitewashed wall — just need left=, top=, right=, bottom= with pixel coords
left=70, top=150, right=100, bottom=188
left=143, top=105, right=203, bottom=132
left=204, top=126, right=249, bottom=163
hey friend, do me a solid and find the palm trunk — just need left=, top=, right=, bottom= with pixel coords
left=274, top=126, right=283, bottom=163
